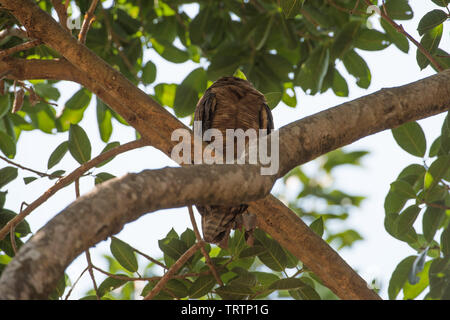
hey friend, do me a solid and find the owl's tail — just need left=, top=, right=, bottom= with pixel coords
left=197, top=204, right=248, bottom=245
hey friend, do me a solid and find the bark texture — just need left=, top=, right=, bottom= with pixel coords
left=0, top=0, right=449, bottom=300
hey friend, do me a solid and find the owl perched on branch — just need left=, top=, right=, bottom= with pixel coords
left=194, top=76, right=274, bottom=247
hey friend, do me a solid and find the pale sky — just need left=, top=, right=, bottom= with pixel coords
left=2, top=1, right=449, bottom=299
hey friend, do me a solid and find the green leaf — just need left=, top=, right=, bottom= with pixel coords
left=96, top=98, right=113, bottom=143
left=154, top=83, right=177, bottom=108
left=49, top=273, right=68, bottom=300
left=189, top=275, right=216, bottom=298
left=282, top=82, right=297, bottom=107
left=98, top=276, right=129, bottom=297
left=0, top=131, right=16, bottom=159
left=215, top=283, right=254, bottom=299
left=65, top=88, right=92, bottom=110
left=265, top=92, right=282, bottom=109
left=254, top=229, right=288, bottom=272
left=391, top=121, right=427, bottom=157
left=268, top=278, right=306, bottom=290
left=417, top=10, right=447, bottom=36
left=331, top=21, right=361, bottom=59
left=95, top=141, right=120, bottom=168
left=49, top=170, right=65, bottom=179
left=390, top=180, right=417, bottom=199
left=150, top=38, right=189, bottom=64
left=0, top=94, right=10, bottom=119
left=416, top=24, right=443, bottom=69
left=441, top=112, right=450, bottom=152
left=342, top=50, right=371, bottom=89
left=94, top=172, right=116, bottom=185
left=0, top=167, right=18, bottom=189
left=331, top=69, right=349, bottom=97
left=0, top=191, right=6, bottom=209
left=403, top=260, right=431, bottom=299
left=110, top=237, right=138, bottom=273
left=380, top=18, right=409, bottom=53
left=173, top=85, right=198, bottom=118
left=158, top=238, right=188, bottom=261
left=239, top=245, right=267, bottom=259
left=142, top=61, right=157, bottom=85
left=229, top=267, right=257, bottom=288
left=68, top=124, right=91, bottom=164
left=164, top=279, right=189, bottom=298
left=428, top=257, right=450, bottom=299
left=23, top=177, right=38, bottom=185
left=408, top=248, right=429, bottom=285
left=431, top=0, right=450, bottom=7
left=295, top=46, right=330, bottom=94
left=424, top=156, right=450, bottom=191
left=397, top=205, right=421, bottom=236
left=233, top=69, right=247, bottom=80
left=33, top=83, right=60, bottom=101
left=56, top=104, right=88, bottom=132
left=47, top=141, right=69, bottom=169
left=388, top=255, right=416, bottom=299
left=384, top=0, right=413, bottom=20
left=441, top=225, right=450, bottom=257
left=207, top=50, right=245, bottom=81
left=429, top=136, right=442, bottom=157
left=180, top=228, right=196, bottom=248
left=280, top=0, right=304, bottom=19
left=309, top=217, right=324, bottom=237
left=0, top=209, right=31, bottom=236
left=423, top=206, right=445, bottom=243
left=354, top=29, right=389, bottom=51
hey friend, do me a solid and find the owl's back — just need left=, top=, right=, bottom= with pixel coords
left=194, top=76, right=274, bottom=245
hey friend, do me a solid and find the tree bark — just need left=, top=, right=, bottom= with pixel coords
left=0, top=0, right=448, bottom=300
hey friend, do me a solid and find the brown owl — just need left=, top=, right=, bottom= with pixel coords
left=194, top=76, right=274, bottom=247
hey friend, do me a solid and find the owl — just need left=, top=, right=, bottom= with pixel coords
left=194, top=76, right=274, bottom=247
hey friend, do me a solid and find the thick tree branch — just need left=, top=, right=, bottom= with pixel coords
left=0, top=69, right=448, bottom=299
left=0, top=0, right=448, bottom=301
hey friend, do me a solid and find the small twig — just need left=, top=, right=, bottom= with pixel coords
left=187, top=206, right=223, bottom=286
left=0, top=139, right=147, bottom=241
left=85, top=249, right=100, bottom=300
left=291, top=267, right=304, bottom=278
left=75, top=177, right=100, bottom=300
left=425, top=202, right=450, bottom=210
left=363, top=0, right=445, bottom=72
left=0, top=39, right=42, bottom=59
left=51, top=0, right=70, bottom=32
left=20, top=202, right=29, bottom=213
left=78, top=0, right=99, bottom=43
left=9, top=224, right=17, bottom=255
left=350, top=0, right=360, bottom=15
left=144, top=241, right=203, bottom=300
left=92, top=264, right=212, bottom=282
left=0, top=154, right=60, bottom=178
left=133, top=246, right=168, bottom=270
left=15, top=80, right=58, bottom=106
left=64, top=266, right=89, bottom=300
left=0, top=27, right=28, bottom=40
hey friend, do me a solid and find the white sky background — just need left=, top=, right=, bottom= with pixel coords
left=2, top=1, right=449, bottom=299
